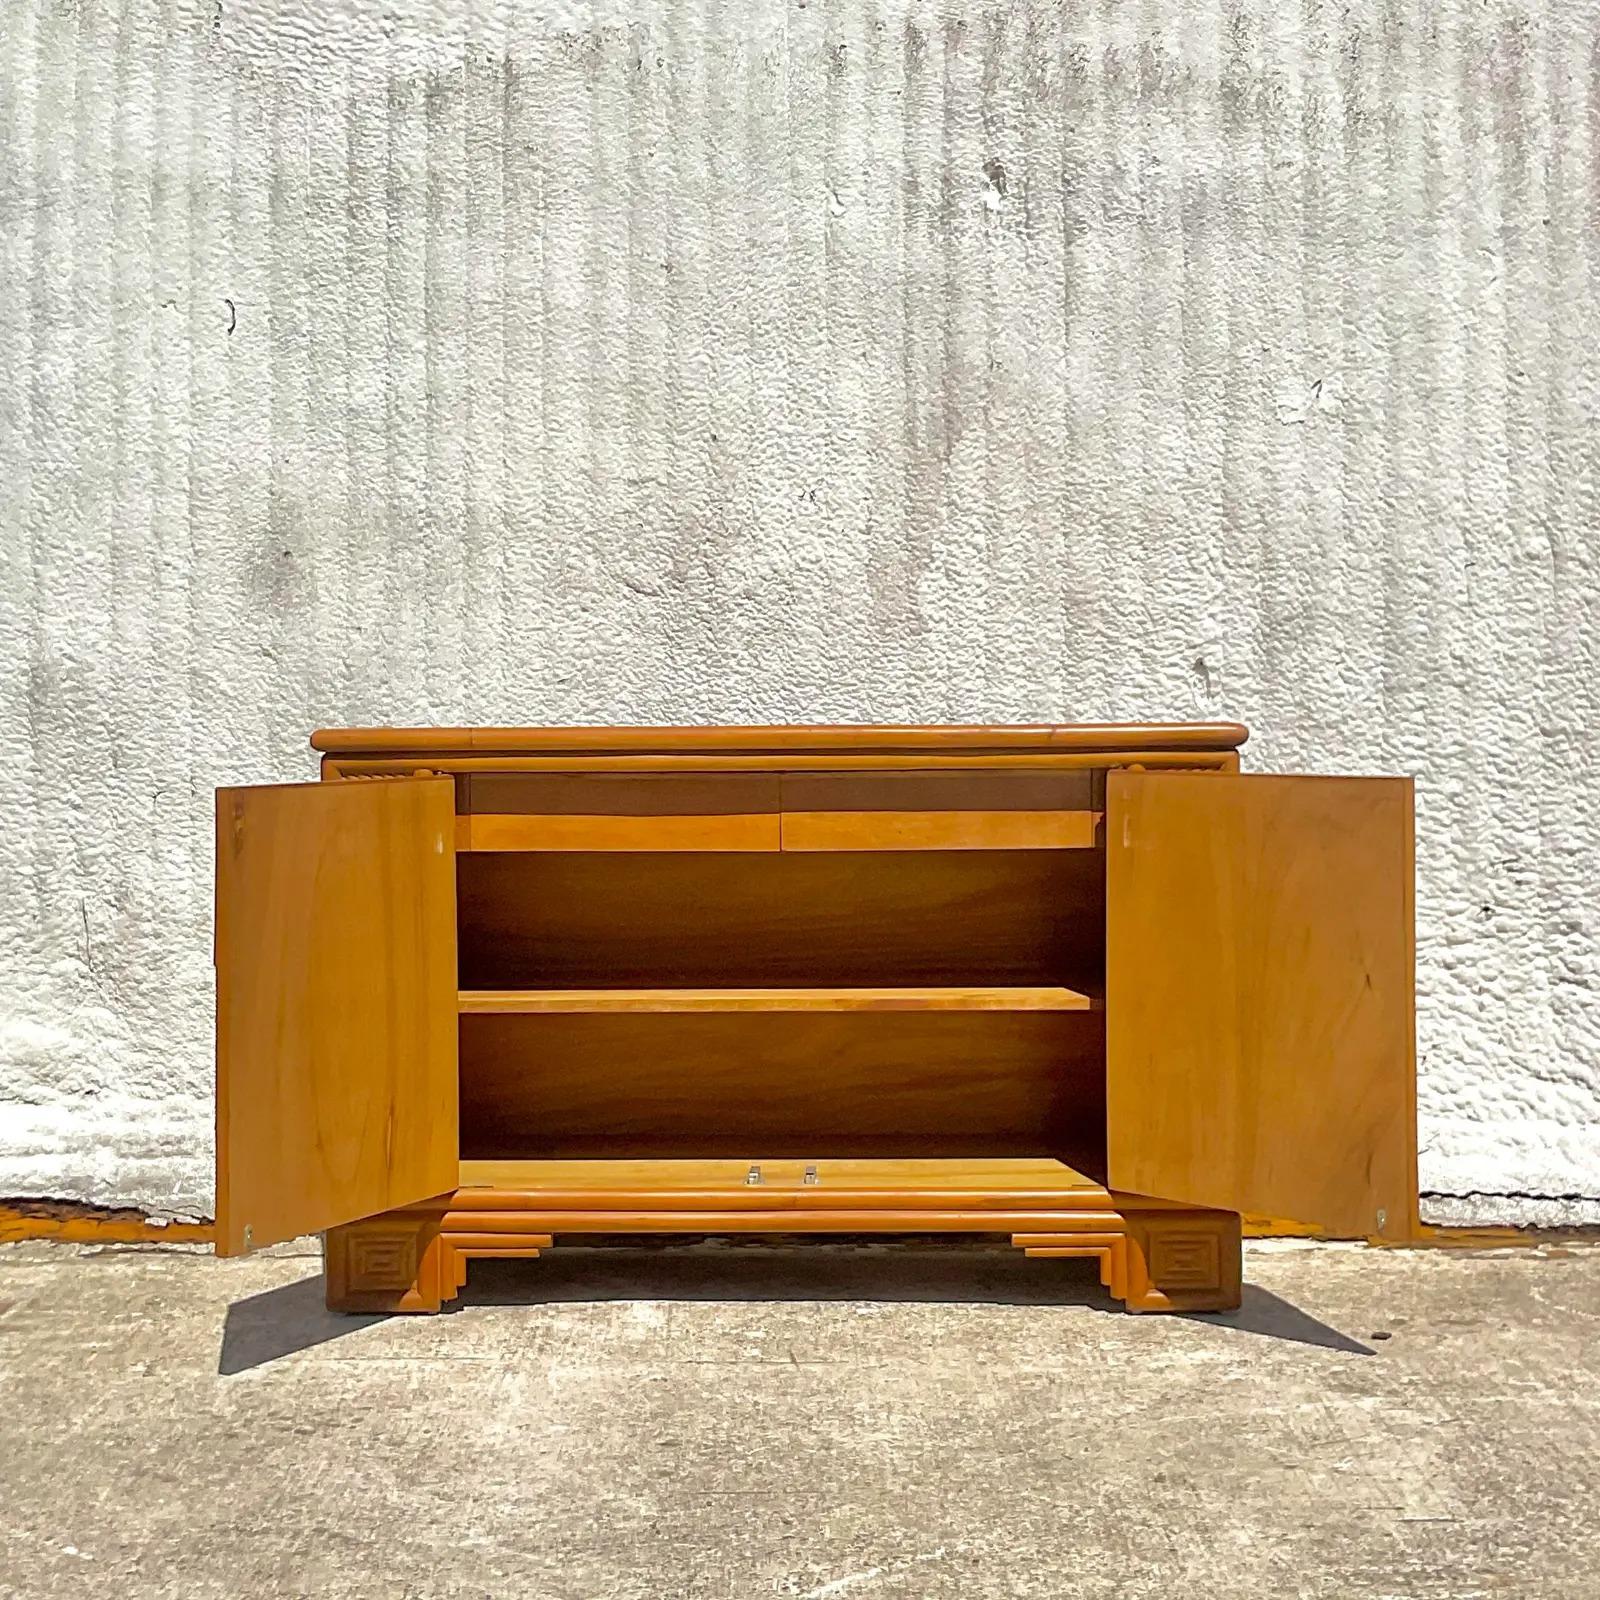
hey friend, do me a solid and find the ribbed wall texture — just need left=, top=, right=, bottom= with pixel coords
left=1, top=0, right=1597, bottom=1219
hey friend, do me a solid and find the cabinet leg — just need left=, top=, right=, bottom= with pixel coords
left=1014, top=1211, right=1242, bottom=1314
left=324, top=1210, right=451, bottom=1314
left=1120, top=1211, right=1242, bottom=1313
left=324, top=1213, right=555, bottom=1314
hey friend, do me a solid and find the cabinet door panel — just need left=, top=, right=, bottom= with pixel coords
left=1107, top=772, right=1414, bottom=1239
left=215, top=778, right=458, bottom=1255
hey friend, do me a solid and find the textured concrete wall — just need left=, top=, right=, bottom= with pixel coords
left=1, top=0, right=1596, bottom=1220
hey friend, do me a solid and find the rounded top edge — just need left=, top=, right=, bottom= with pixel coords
left=309, top=722, right=1250, bottom=756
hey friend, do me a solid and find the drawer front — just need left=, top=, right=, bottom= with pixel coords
left=458, top=769, right=1102, bottom=852
left=462, top=774, right=781, bottom=851
left=779, top=771, right=1100, bottom=851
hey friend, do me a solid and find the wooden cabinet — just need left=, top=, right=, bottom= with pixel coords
left=214, top=724, right=1416, bottom=1314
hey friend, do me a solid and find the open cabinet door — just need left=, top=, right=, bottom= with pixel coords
left=1106, top=771, right=1415, bottom=1241
left=215, top=778, right=458, bottom=1256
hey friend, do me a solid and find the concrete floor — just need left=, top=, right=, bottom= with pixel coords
left=0, top=1239, right=1596, bottom=1599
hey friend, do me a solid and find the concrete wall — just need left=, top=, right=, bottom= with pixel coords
left=1, top=0, right=1596, bottom=1221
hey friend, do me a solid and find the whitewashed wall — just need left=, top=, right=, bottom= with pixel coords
left=1, top=0, right=1596, bottom=1221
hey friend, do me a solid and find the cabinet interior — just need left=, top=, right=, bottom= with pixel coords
left=455, top=843, right=1109, bottom=1174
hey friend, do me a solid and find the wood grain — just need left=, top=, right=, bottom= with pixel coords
left=214, top=777, right=459, bottom=1256
left=455, top=1156, right=1108, bottom=1198
left=457, top=986, right=1098, bottom=1014
left=1106, top=771, right=1415, bottom=1240
left=442, top=1207, right=1121, bottom=1233
left=460, top=812, right=781, bottom=851
left=215, top=719, right=1421, bottom=1319
left=325, top=750, right=1242, bottom=777
left=777, top=764, right=1104, bottom=850
left=312, top=722, right=1251, bottom=756
left=460, top=772, right=781, bottom=851
left=327, top=1183, right=1244, bottom=1313
left=456, top=849, right=1106, bottom=990
left=457, top=1010, right=1106, bottom=1161
left=469, top=774, right=782, bottom=815
left=778, top=771, right=1097, bottom=810
left=457, top=771, right=1102, bottom=852
left=780, top=810, right=1100, bottom=850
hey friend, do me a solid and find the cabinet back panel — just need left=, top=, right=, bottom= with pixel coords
left=457, top=850, right=1105, bottom=989
left=458, top=1011, right=1106, bottom=1164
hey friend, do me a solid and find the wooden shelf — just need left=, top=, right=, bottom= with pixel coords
left=458, top=986, right=1100, bottom=1015
left=455, top=1156, right=1112, bottom=1200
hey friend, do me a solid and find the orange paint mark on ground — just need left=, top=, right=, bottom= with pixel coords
left=0, top=1201, right=214, bottom=1245
left=1243, top=1215, right=1327, bottom=1239
left=1246, top=1214, right=1594, bottom=1248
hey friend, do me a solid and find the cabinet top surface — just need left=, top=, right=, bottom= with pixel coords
left=311, top=722, right=1250, bottom=757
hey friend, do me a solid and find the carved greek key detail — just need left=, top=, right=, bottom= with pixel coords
left=346, top=1231, right=420, bottom=1290
left=1148, top=1230, right=1222, bottom=1290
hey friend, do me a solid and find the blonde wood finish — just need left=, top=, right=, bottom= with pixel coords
left=459, top=1155, right=1097, bottom=1188
left=457, top=1009, right=1106, bottom=1159
left=455, top=772, right=1100, bottom=853
left=447, top=1208, right=1112, bottom=1232
left=780, top=810, right=1100, bottom=851
left=209, top=718, right=1417, bottom=1317
left=312, top=722, right=1251, bottom=757
left=323, top=1211, right=452, bottom=1313
left=455, top=1157, right=1138, bottom=1205
left=460, top=808, right=1098, bottom=852
left=325, top=750, right=1240, bottom=777
left=1013, top=1211, right=1243, bottom=1312
left=324, top=1211, right=551, bottom=1313
left=456, top=850, right=1105, bottom=990
left=469, top=773, right=782, bottom=814
left=779, top=770, right=1097, bottom=810
left=457, top=986, right=1098, bottom=1014
left=324, top=1166, right=1242, bottom=1313
left=460, top=773, right=782, bottom=851
left=778, top=771, right=1102, bottom=849
left=779, top=770, right=1100, bottom=848
left=214, top=778, right=459, bottom=1257
left=1106, top=771, right=1416, bottom=1241
left=459, top=812, right=781, bottom=851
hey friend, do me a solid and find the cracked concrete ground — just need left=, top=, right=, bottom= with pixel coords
left=0, top=1238, right=1596, bottom=1600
